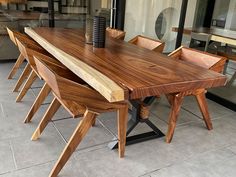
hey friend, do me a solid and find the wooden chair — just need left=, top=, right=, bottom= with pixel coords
left=31, top=55, right=128, bottom=177
left=190, top=32, right=211, bottom=52
left=128, top=35, right=165, bottom=53
left=6, top=28, right=43, bottom=93
left=14, top=37, right=61, bottom=102
left=19, top=47, right=85, bottom=123
left=6, top=27, right=37, bottom=80
left=106, top=27, right=126, bottom=40
left=166, top=46, right=226, bottom=143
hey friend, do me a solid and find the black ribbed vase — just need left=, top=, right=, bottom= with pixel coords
left=93, top=16, right=106, bottom=48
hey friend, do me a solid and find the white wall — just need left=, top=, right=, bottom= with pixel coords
left=124, top=0, right=197, bottom=52
left=225, top=0, right=236, bottom=30
left=213, top=0, right=230, bottom=21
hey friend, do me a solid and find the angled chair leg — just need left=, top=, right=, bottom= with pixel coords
left=91, top=118, right=96, bottom=126
left=13, top=63, right=32, bottom=92
left=31, top=97, right=61, bottom=141
left=166, top=93, right=184, bottom=143
left=195, top=90, right=213, bottom=130
left=16, top=70, right=37, bottom=102
left=24, top=83, right=51, bottom=123
left=117, top=104, right=128, bottom=158
left=49, top=110, right=96, bottom=177
left=8, top=54, right=25, bottom=79
left=227, top=71, right=236, bottom=86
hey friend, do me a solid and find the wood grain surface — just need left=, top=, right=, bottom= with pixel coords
left=25, top=27, right=227, bottom=102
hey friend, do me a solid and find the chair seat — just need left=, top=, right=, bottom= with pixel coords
left=128, top=35, right=165, bottom=53
left=53, top=92, right=86, bottom=118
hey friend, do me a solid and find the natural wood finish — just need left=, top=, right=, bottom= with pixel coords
left=195, top=89, right=213, bottom=130
left=166, top=47, right=226, bottom=142
left=21, top=46, right=87, bottom=123
left=32, top=55, right=128, bottom=177
left=7, top=53, right=25, bottom=79
left=117, top=104, right=128, bottom=157
left=24, top=83, right=51, bottom=123
left=31, top=97, right=61, bottom=141
left=166, top=92, right=184, bottom=143
left=169, top=47, right=227, bottom=73
left=25, top=27, right=227, bottom=102
left=49, top=110, right=97, bottom=177
left=106, top=27, right=126, bottom=40
left=140, top=104, right=150, bottom=119
left=128, top=35, right=165, bottom=53
left=16, top=70, right=37, bottom=102
left=6, top=27, right=34, bottom=80
left=25, top=27, right=126, bottom=102
left=14, top=37, right=73, bottom=102
left=12, top=63, right=31, bottom=92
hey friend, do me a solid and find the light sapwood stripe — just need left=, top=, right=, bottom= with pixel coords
left=25, top=27, right=125, bottom=102
left=211, top=35, right=236, bottom=46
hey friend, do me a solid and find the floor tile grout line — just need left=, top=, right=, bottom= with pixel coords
left=52, top=116, right=74, bottom=122
left=51, top=121, right=68, bottom=144
left=97, top=118, right=118, bottom=138
left=75, top=140, right=117, bottom=153
left=0, top=102, right=6, bottom=119
left=9, top=140, right=18, bottom=170
left=0, top=160, right=55, bottom=176
left=138, top=143, right=236, bottom=177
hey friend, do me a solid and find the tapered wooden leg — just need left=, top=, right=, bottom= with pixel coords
left=24, top=83, right=51, bottom=123
left=91, top=118, right=96, bottom=126
left=31, top=97, right=61, bottom=141
left=227, top=71, right=236, bottom=86
left=49, top=110, right=96, bottom=177
left=8, top=54, right=25, bottom=79
left=117, top=104, right=128, bottom=158
left=165, top=94, right=174, bottom=106
left=195, top=90, right=213, bottom=130
left=16, top=70, right=37, bottom=102
left=166, top=93, right=184, bottom=143
left=13, top=63, right=31, bottom=92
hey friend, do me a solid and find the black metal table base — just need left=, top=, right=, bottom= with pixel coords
left=108, top=97, right=165, bottom=150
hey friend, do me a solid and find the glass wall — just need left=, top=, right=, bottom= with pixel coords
left=209, top=0, right=236, bottom=106
left=0, top=0, right=112, bottom=60
left=124, top=0, right=197, bottom=53
left=188, top=0, right=236, bottom=107
left=124, top=0, right=236, bottom=109
left=53, top=0, right=112, bottom=29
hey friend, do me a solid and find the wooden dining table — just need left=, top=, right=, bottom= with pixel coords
left=25, top=27, right=227, bottom=145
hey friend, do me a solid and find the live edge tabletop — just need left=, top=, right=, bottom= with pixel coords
left=25, top=27, right=227, bottom=103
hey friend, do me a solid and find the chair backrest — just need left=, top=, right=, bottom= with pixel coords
left=190, top=32, right=211, bottom=42
left=168, top=46, right=226, bottom=73
left=15, top=38, right=48, bottom=70
left=106, top=27, right=126, bottom=40
left=128, top=35, right=165, bottom=53
left=34, top=55, right=121, bottom=112
left=6, top=27, right=36, bottom=46
left=190, top=32, right=211, bottom=51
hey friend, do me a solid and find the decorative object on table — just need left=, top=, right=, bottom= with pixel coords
left=93, top=16, right=106, bottom=48
left=85, top=16, right=93, bottom=44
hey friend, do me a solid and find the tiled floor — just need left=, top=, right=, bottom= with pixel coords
left=0, top=62, right=236, bottom=177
